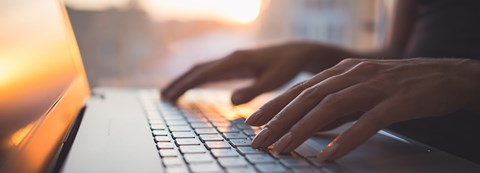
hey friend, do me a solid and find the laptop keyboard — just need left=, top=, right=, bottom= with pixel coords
left=139, top=90, right=323, bottom=173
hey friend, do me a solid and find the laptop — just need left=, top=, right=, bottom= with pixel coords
left=1, top=0, right=480, bottom=172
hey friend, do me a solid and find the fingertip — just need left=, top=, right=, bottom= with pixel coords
left=318, top=142, right=339, bottom=162
left=245, top=109, right=262, bottom=125
left=231, top=92, right=247, bottom=105
left=231, top=89, right=257, bottom=105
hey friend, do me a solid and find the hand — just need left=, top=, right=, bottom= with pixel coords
left=246, top=58, right=480, bottom=161
left=162, top=41, right=351, bottom=105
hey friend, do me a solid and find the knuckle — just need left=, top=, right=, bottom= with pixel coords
left=338, top=58, right=360, bottom=66
left=229, top=50, right=250, bottom=60
left=191, top=64, right=203, bottom=71
left=351, top=61, right=380, bottom=73
left=224, top=50, right=253, bottom=65
left=191, top=61, right=213, bottom=70
left=259, top=100, right=276, bottom=112
left=321, top=93, right=343, bottom=108
left=320, top=68, right=342, bottom=76
left=265, top=121, right=282, bottom=132
left=298, top=87, right=319, bottom=102
left=287, top=81, right=307, bottom=94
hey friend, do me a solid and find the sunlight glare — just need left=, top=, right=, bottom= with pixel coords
left=141, top=0, right=263, bottom=24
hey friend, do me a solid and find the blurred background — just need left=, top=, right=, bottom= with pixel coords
left=64, top=0, right=394, bottom=88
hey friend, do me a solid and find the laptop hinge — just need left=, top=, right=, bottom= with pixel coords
left=49, top=106, right=87, bottom=173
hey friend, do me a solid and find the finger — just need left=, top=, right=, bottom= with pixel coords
left=162, top=52, right=251, bottom=101
left=251, top=74, right=362, bottom=149
left=231, top=58, right=302, bottom=105
left=318, top=98, right=397, bottom=162
left=271, top=83, right=387, bottom=153
left=162, top=60, right=216, bottom=100
left=317, top=112, right=362, bottom=132
left=245, top=58, right=363, bottom=126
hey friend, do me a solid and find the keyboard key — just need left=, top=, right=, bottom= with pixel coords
left=230, top=119, right=246, bottom=124
left=294, top=143, right=318, bottom=158
left=165, top=166, right=189, bottom=173
left=212, top=122, right=233, bottom=127
left=169, top=125, right=192, bottom=132
left=234, top=123, right=251, bottom=130
left=267, top=149, right=290, bottom=158
left=292, top=167, right=324, bottom=173
left=225, top=166, right=256, bottom=173
left=307, top=158, right=326, bottom=168
left=155, top=136, right=171, bottom=142
left=163, top=157, right=184, bottom=166
left=184, top=153, right=214, bottom=163
left=157, top=142, right=174, bottom=149
left=149, top=119, right=165, bottom=124
left=223, top=132, right=248, bottom=139
left=200, top=134, right=224, bottom=141
left=172, top=132, right=196, bottom=138
left=191, top=122, right=213, bottom=128
left=159, top=149, right=178, bottom=157
left=148, top=116, right=163, bottom=121
left=195, top=128, right=218, bottom=134
left=153, top=130, right=168, bottom=136
left=179, top=145, right=207, bottom=153
left=242, top=129, right=257, bottom=136
left=218, top=157, right=248, bottom=167
left=245, top=154, right=275, bottom=163
left=166, top=120, right=188, bottom=126
left=189, top=163, right=221, bottom=173
left=176, top=138, right=201, bottom=145
left=229, top=139, right=252, bottom=146
left=151, top=124, right=167, bottom=130
left=208, top=117, right=229, bottom=123
left=211, top=149, right=239, bottom=157
left=187, top=117, right=209, bottom=123
left=217, top=126, right=240, bottom=133
left=184, top=113, right=204, bottom=118
left=255, top=163, right=287, bottom=173
left=279, top=158, right=311, bottom=168
left=205, top=141, right=231, bottom=149
left=162, top=111, right=182, bottom=116
left=163, top=116, right=185, bottom=121
left=237, top=147, right=266, bottom=155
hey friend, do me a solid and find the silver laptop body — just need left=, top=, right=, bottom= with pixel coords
left=1, top=0, right=479, bottom=173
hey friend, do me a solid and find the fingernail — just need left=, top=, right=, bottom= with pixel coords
left=318, top=142, right=339, bottom=162
left=245, top=109, right=262, bottom=125
left=251, top=128, right=270, bottom=148
left=273, top=132, right=293, bottom=153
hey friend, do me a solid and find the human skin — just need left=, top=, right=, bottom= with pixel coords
left=161, top=0, right=480, bottom=161
left=244, top=58, right=480, bottom=161
left=161, top=41, right=358, bottom=105
left=161, top=41, right=480, bottom=161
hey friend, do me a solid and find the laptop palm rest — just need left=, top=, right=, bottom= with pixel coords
left=62, top=89, right=163, bottom=173
left=295, top=124, right=480, bottom=173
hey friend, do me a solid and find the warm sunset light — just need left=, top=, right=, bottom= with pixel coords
left=9, top=123, right=35, bottom=146
left=141, top=0, right=263, bottom=24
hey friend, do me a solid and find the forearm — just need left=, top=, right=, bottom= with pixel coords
left=464, top=59, right=480, bottom=113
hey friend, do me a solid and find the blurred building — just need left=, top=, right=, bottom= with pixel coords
left=258, top=0, right=379, bottom=51
left=65, top=0, right=390, bottom=87
left=67, top=1, right=154, bottom=87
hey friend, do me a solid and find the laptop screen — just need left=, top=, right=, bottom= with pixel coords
left=0, top=0, right=89, bottom=170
